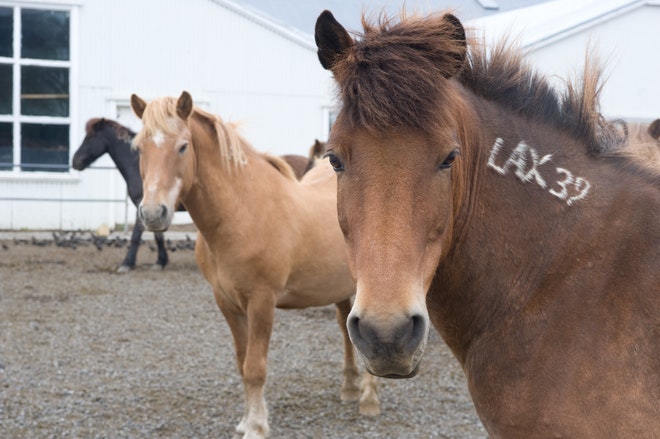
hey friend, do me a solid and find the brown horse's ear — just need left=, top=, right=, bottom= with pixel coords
left=648, top=119, right=660, bottom=140
left=440, top=13, right=467, bottom=79
left=177, top=91, right=193, bottom=120
left=315, top=10, right=354, bottom=71
left=131, top=94, right=147, bottom=119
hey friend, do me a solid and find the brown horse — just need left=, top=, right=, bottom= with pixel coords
left=129, top=92, right=379, bottom=438
left=315, top=10, right=659, bottom=438
left=304, top=138, right=327, bottom=173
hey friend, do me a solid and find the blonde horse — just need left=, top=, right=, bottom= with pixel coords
left=624, top=119, right=660, bottom=172
left=129, top=92, right=379, bottom=439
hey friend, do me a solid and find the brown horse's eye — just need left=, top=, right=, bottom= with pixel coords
left=439, top=149, right=459, bottom=170
left=325, top=153, right=344, bottom=172
left=178, top=143, right=188, bottom=154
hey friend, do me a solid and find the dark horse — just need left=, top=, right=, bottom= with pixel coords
left=73, top=118, right=168, bottom=273
left=73, top=118, right=311, bottom=273
left=316, top=10, right=659, bottom=438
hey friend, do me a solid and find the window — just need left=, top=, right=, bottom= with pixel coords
left=0, top=6, right=71, bottom=173
left=322, top=106, right=339, bottom=141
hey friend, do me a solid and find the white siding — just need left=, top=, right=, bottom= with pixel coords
left=79, top=0, right=333, bottom=153
left=469, top=1, right=660, bottom=120
left=1, top=0, right=334, bottom=230
left=525, top=5, right=660, bottom=120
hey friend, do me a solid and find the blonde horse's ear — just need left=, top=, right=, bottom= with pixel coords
left=130, top=94, right=147, bottom=119
left=177, top=91, right=193, bottom=120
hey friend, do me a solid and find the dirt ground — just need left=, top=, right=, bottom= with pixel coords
left=0, top=232, right=487, bottom=438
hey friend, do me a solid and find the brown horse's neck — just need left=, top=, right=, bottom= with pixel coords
left=429, top=86, right=658, bottom=364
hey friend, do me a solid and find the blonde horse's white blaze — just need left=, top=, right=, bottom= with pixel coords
left=152, top=129, right=165, bottom=147
left=130, top=91, right=380, bottom=439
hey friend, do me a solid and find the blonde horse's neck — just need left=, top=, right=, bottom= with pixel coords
left=182, top=110, right=298, bottom=246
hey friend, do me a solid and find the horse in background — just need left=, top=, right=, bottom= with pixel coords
left=130, top=92, right=380, bottom=438
left=73, top=118, right=312, bottom=273
left=316, top=10, right=659, bottom=438
left=305, top=139, right=327, bottom=173
left=624, top=118, right=660, bottom=171
left=73, top=118, right=170, bottom=273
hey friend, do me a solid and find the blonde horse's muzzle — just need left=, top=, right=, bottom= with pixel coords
left=138, top=202, right=173, bottom=232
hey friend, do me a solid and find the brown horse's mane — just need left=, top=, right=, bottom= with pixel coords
left=334, top=12, right=630, bottom=157
left=132, top=97, right=296, bottom=180
left=86, top=117, right=135, bottom=143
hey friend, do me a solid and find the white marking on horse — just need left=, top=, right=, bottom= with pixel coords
left=549, top=169, right=591, bottom=205
left=152, top=130, right=165, bottom=147
left=167, top=178, right=182, bottom=209
left=146, top=174, right=160, bottom=198
left=488, top=137, right=591, bottom=205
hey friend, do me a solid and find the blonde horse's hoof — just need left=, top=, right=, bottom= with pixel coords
left=340, top=387, right=360, bottom=402
left=359, top=400, right=381, bottom=416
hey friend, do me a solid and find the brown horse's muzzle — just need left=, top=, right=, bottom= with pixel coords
left=347, top=308, right=429, bottom=378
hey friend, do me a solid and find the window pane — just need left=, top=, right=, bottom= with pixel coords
left=0, top=64, right=11, bottom=114
left=21, top=66, right=69, bottom=116
left=21, top=9, right=69, bottom=61
left=0, top=7, right=12, bottom=57
left=21, top=123, right=69, bottom=172
left=0, top=122, right=12, bottom=170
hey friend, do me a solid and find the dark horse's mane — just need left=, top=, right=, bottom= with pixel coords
left=332, top=12, right=628, bottom=157
left=86, top=118, right=136, bottom=143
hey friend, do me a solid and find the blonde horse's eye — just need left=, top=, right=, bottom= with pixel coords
left=178, top=143, right=188, bottom=154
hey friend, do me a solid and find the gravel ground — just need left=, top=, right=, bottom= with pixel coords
left=0, top=233, right=486, bottom=438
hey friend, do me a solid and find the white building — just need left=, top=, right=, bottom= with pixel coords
left=0, top=0, right=334, bottom=230
left=1, top=0, right=657, bottom=231
left=469, top=0, right=660, bottom=121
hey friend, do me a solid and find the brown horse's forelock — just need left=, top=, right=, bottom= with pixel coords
left=332, top=13, right=466, bottom=134
left=334, top=13, right=627, bottom=155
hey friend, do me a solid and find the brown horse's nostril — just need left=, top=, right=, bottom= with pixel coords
left=347, top=315, right=371, bottom=354
left=407, top=314, right=426, bottom=351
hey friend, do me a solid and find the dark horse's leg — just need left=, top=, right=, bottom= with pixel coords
left=117, top=211, right=144, bottom=273
left=153, top=231, right=168, bottom=269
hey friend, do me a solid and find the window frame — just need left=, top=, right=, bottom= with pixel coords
left=0, top=1, right=79, bottom=177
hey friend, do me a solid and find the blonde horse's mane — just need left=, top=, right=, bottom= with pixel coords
left=133, top=96, right=296, bottom=179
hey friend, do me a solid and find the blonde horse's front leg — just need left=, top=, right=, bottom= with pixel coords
left=359, top=371, right=380, bottom=416
left=216, top=299, right=251, bottom=437
left=239, top=292, right=276, bottom=439
left=335, top=299, right=360, bottom=401
left=335, top=299, right=381, bottom=415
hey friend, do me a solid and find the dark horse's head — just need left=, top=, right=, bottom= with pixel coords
left=72, top=118, right=135, bottom=170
